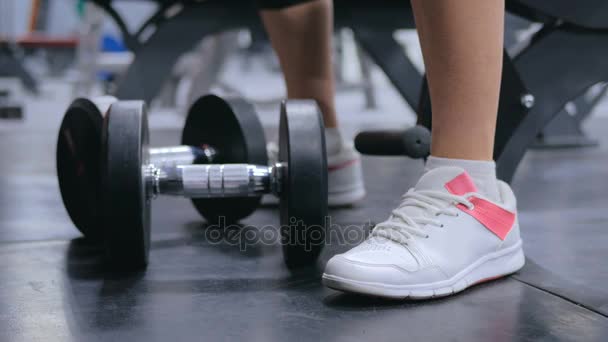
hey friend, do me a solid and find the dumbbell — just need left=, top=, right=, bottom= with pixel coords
left=354, top=125, right=432, bottom=159
left=102, top=100, right=327, bottom=270
left=57, top=94, right=267, bottom=242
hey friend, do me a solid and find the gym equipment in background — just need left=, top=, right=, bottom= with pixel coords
left=0, top=78, right=24, bottom=119
left=354, top=125, right=431, bottom=159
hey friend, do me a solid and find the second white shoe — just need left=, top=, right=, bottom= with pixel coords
left=267, top=141, right=365, bottom=206
left=323, top=166, right=525, bottom=299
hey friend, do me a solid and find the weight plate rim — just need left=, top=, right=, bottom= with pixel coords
left=101, top=100, right=150, bottom=269
left=56, top=98, right=103, bottom=241
left=279, top=100, right=328, bottom=268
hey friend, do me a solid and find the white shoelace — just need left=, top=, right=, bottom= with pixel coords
left=371, top=189, right=474, bottom=245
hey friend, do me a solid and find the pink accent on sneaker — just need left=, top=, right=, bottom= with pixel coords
left=444, top=172, right=478, bottom=195
left=446, top=172, right=516, bottom=240
left=456, top=198, right=515, bottom=240
left=328, top=159, right=359, bottom=172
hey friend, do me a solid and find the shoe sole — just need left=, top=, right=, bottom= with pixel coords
left=322, top=240, right=525, bottom=299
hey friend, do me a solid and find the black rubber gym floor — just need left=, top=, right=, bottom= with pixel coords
left=1, top=119, right=607, bottom=341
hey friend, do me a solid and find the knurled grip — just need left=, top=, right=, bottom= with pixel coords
left=175, top=164, right=271, bottom=198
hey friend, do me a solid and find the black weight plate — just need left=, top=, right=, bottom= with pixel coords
left=101, top=101, right=151, bottom=269
left=181, top=94, right=268, bottom=223
left=279, top=100, right=328, bottom=268
left=56, top=98, right=103, bottom=241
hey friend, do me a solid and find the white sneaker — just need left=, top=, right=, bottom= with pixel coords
left=322, top=166, right=525, bottom=299
left=267, top=141, right=365, bottom=206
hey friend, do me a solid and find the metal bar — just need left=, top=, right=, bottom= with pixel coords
left=93, top=1, right=139, bottom=51
left=573, top=82, right=608, bottom=123
left=353, top=27, right=422, bottom=111
left=355, top=43, right=377, bottom=110
left=113, top=1, right=257, bottom=101
left=149, top=145, right=217, bottom=167
left=533, top=82, right=607, bottom=149
left=532, top=109, right=598, bottom=149
left=497, top=27, right=608, bottom=182
left=152, top=164, right=272, bottom=198
left=132, top=3, right=173, bottom=43
left=0, top=44, right=39, bottom=93
left=508, top=0, right=608, bottom=30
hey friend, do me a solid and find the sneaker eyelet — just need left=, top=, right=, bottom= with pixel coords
left=426, top=235, right=430, bottom=239
left=440, top=224, right=444, bottom=228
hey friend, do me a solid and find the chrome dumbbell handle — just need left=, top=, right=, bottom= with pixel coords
left=149, top=145, right=218, bottom=167
left=148, top=163, right=283, bottom=198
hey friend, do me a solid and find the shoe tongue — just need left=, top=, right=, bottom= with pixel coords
left=414, top=166, right=477, bottom=195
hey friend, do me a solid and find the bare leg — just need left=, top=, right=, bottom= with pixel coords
left=412, top=0, right=505, bottom=160
left=259, top=0, right=338, bottom=128
left=259, top=1, right=366, bottom=206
